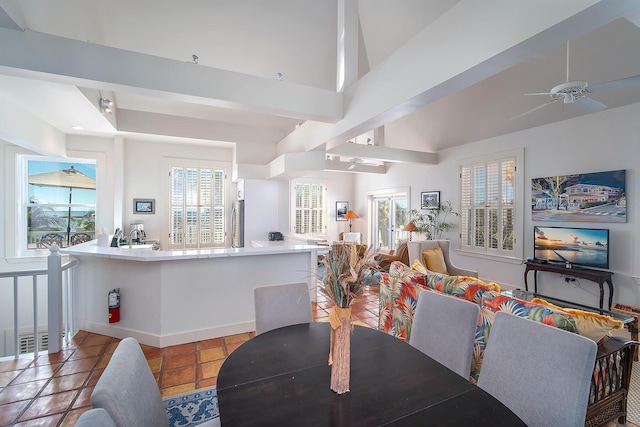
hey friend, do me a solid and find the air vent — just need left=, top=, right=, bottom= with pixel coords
left=18, top=332, right=49, bottom=354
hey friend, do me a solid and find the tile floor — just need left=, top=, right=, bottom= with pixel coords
left=0, top=285, right=380, bottom=426
left=0, top=283, right=634, bottom=427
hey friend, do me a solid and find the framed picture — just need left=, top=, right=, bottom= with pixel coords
left=531, top=169, right=626, bottom=223
left=421, top=191, right=440, bottom=210
left=134, top=199, right=155, bottom=214
left=336, top=201, right=349, bottom=221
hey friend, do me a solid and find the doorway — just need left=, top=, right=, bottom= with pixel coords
left=372, top=193, right=408, bottom=251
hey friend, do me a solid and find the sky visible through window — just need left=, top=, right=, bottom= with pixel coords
left=28, top=161, right=96, bottom=206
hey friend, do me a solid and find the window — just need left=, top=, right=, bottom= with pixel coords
left=460, top=150, right=522, bottom=259
left=23, top=157, right=96, bottom=250
left=169, top=162, right=226, bottom=249
left=294, top=182, right=326, bottom=234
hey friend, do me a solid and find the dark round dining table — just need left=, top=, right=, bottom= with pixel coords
left=216, top=322, right=525, bottom=426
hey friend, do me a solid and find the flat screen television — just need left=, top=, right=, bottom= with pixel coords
left=534, top=226, right=610, bottom=270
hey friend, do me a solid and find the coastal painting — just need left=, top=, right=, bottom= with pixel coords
left=531, top=169, right=626, bottom=222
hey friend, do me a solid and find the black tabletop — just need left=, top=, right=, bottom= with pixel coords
left=217, top=322, right=524, bottom=427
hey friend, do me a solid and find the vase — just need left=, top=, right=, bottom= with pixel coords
left=329, top=306, right=352, bottom=394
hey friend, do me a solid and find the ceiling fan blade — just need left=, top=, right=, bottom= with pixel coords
left=510, top=99, right=559, bottom=120
left=587, top=75, right=640, bottom=93
left=574, top=96, right=607, bottom=113
left=524, top=92, right=555, bottom=96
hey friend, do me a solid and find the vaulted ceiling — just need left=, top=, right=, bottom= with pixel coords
left=1, top=1, right=640, bottom=173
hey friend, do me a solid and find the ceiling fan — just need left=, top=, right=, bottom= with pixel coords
left=347, top=158, right=381, bottom=170
left=512, top=41, right=640, bottom=120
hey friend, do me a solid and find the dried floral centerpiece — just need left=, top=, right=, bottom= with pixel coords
left=319, top=243, right=379, bottom=394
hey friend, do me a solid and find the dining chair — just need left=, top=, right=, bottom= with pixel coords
left=75, top=408, right=117, bottom=427
left=409, top=289, right=480, bottom=378
left=92, top=337, right=221, bottom=427
left=477, top=311, right=597, bottom=427
left=254, top=282, right=313, bottom=335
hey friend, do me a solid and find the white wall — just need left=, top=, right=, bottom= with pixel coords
left=355, top=102, right=640, bottom=307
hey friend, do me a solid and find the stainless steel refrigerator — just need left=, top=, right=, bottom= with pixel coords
left=231, top=200, right=244, bottom=248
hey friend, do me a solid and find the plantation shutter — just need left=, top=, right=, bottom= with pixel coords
left=294, top=183, right=326, bottom=234
left=170, top=163, right=225, bottom=249
left=460, top=156, right=516, bottom=257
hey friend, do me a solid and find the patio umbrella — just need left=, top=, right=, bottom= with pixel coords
left=28, top=166, right=96, bottom=246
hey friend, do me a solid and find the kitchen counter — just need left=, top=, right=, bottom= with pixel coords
left=61, top=241, right=327, bottom=261
left=63, top=241, right=326, bottom=347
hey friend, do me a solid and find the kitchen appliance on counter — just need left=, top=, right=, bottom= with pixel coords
left=129, top=223, right=146, bottom=245
left=268, top=232, right=284, bottom=241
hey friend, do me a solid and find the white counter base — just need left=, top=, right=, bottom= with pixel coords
left=64, top=243, right=324, bottom=347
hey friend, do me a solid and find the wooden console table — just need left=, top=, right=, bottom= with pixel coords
left=524, top=261, right=614, bottom=310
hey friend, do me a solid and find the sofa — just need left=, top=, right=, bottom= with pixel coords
left=379, top=261, right=638, bottom=427
left=375, top=239, right=409, bottom=272
left=407, top=240, right=477, bottom=277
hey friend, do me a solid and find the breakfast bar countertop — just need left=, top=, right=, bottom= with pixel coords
left=60, top=240, right=328, bottom=262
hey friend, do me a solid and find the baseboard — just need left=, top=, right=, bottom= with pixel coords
left=80, top=320, right=255, bottom=348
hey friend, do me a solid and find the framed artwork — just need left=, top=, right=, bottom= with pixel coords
left=134, top=199, right=155, bottom=214
left=531, top=169, right=626, bottom=223
left=421, top=191, right=440, bottom=210
left=336, top=201, right=348, bottom=221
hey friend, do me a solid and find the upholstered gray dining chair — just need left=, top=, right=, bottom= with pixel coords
left=92, top=337, right=220, bottom=427
left=477, top=311, right=597, bottom=427
left=75, top=408, right=117, bottom=427
left=409, top=290, right=480, bottom=378
left=254, top=282, right=313, bottom=335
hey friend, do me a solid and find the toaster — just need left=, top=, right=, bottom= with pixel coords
left=268, top=232, right=284, bottom=241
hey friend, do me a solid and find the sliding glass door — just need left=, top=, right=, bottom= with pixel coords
left=372, top=194, right=408, bottom=251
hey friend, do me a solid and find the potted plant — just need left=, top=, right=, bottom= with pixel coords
left=408, top=200, right=459, bottom=240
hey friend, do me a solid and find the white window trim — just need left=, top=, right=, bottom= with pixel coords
left=164, top=157, right=229, bottom=250
left=457, top=148, right=524, bottom=262
left=290, top=179, right=327, bottom=237
left=9, top=150, right=103, bottom=260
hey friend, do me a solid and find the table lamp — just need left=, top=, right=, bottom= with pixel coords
left=403, top=222, right=418, bottom=241
left=344, top=210, right=358, bottom=232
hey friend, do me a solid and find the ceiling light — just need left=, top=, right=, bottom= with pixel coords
left=192, top=54, right=198, bottom=64
left=276, top=73, right=283, bottom=81
left=71, top=125, right=84, bottom=130
left=100, top=98, right=113, bottom=114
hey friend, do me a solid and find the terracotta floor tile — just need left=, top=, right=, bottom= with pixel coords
left=197, top=377, right=218, bottom=389
left=79, top=335, right=112, bottom=348
left=225, top=342, right=244, bottom=354
left=223, top=333, right=251, bottom=345
left=161, top=382, right=195, bottom=397
left=161, top=365, right=196, bottom=388
left=198, top=360, right=224, bottom=380
left=54, top=357, right=99, bottom=376
left=85, top=368, right=104, bottom=387
left=0, top=358, right=33, bottom=373
left=14, top=413, right=64, bottom=426
left=166, top=343, right=195, bottom=356
left=141, top=345, right=164, bottom=359
left=19, top=389, right=77, bottom=421
left=199, top=347, right=226, bottom=363
left=147, top=357, right=163, bottom=373
left=60, top=407, right=90, bottom=427
left=40, top=372, right=89, bottom=396
left=33, top=350, right=74, bottom=366
left=12, top=365, right=61, bottom=385
left=0, top=370, right=22, bottom=387
left=72, top=386, right=93, bottom=409
left=0, top=399, right=30, bottom=425
left=104, top=342, right=120, bottom=355
left=196, top=337, right=223, bottom=350
left=68, top=345, right=107, bottom=360
left=0, top=379, right=47, bottom=405
left=96, top=353, right=112, bottom=369
left=165, top=352, right=196, bottom=370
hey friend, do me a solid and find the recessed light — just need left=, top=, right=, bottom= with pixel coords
left=71, top=125, right=84, bottom=130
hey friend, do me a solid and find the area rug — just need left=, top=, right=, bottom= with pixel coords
left=163, top=386, right=219, bottom=427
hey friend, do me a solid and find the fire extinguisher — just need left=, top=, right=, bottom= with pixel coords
left=108, top=288, right=120, bottom=323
